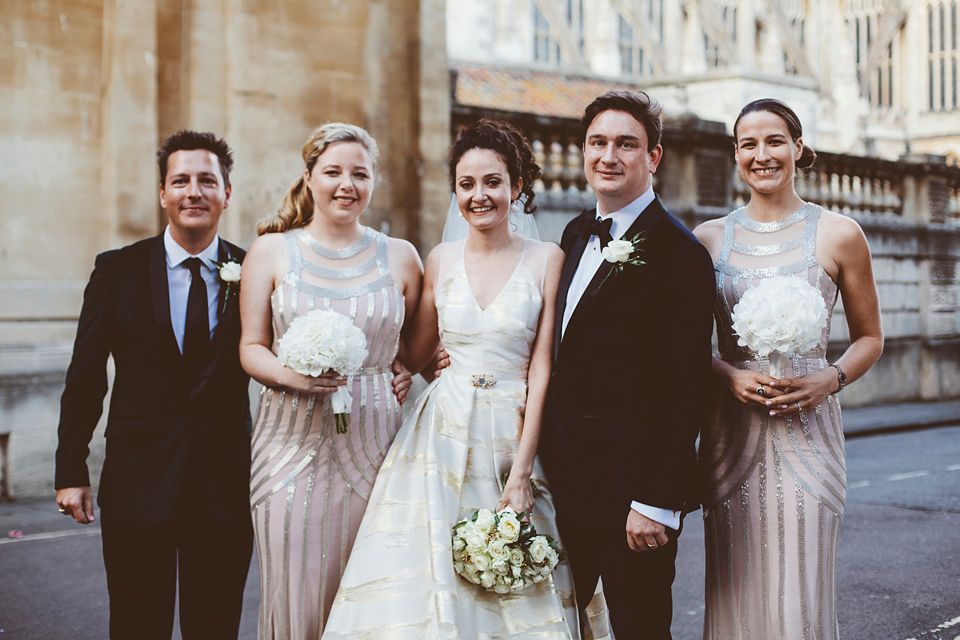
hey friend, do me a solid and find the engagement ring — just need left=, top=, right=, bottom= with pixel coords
left=756, top=386, right=766, bottom=397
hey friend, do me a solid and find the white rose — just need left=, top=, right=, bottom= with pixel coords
left=509, top=548, right=525, bottom=567
left=488, top=540, right=510, bottom=562
left=464, top=530, right=486, bottom=555
left=473, top=553, right=491, bottom=571
left=601, top=239, right=634, bottom=263
left=474, top=508, right=495, bottom=533
left=494, top=582, right=511, bottom=594
left=496, top=511, right=521, bottom=543
left=218, top=261, right=242, bottom=282
left=452, top=535, right=466, bottom=552
left=528, top=536, right=550, bottom=564
left=480, top=571, right=496, bottom=589
left=491, top=560, right=509, bottom=576
left=543, top=547, right=559, bottom=571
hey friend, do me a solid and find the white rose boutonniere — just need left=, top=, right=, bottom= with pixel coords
left=213, top=259, right=242, bottom=313
left=599, top=232, right=646, bottom=289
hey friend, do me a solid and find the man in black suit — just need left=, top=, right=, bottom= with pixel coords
left=540, top=91, right=715, bottom=639
left=55, top=131, right=253, bottom=640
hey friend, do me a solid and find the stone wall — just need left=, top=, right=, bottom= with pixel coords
left=0, top=0, right=450, bottom=500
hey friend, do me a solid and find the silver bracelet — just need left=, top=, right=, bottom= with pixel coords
left=829, top=363, right=847, bottom=392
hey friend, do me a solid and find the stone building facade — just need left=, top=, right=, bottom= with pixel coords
left=447, top=0, right=960, bottom=162
left=0, top=0, right=449, bottom=499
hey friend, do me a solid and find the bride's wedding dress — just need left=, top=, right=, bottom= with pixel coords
left=322, top=239, right=583, bottom=638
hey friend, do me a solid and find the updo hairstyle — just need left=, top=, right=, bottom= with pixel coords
left=257, top=122, right=380, bottom=235
left=733, top=99, right=817, bottom=169
left=448, top=119, right=542, bottom=214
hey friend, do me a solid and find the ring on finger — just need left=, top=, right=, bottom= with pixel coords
left=796, top=402, right=802, bottom=412
left=647, top=542, right=657, bottom=548
left=756, top=386, right=767, bottom=397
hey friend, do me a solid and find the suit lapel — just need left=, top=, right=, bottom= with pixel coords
left=554, top=211, right=592, bottom=357
left=189, top=239, right=236, bottom=401
left=562, top=197, right=667, bottom=344
left=149, top=235, right=181, bottom=357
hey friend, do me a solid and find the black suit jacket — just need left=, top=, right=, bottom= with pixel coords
left=540, top=197, right=715, bottom=528
left=55, top=234, right=251, bottom=525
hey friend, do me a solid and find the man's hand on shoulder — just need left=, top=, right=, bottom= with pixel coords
left=56, top=486, right=95, bottom=524
left=626, top=508, right=667, bottom=552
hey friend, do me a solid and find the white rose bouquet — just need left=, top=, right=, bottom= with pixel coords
left=276, top=309, right=368, bottom=433
left=452, top=506, right=563, bottom=594
left=730, top=275, right=828, bottom=378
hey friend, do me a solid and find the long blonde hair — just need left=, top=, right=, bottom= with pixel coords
left=257, top=122, right=380, bottom=235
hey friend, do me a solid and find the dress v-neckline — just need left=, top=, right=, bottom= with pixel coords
left=462, top=240, right=528, bottom=312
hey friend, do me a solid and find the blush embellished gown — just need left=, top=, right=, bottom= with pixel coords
left=249, top=227, right=404, bottom=639
left=700, top=203, right=846, bottom=640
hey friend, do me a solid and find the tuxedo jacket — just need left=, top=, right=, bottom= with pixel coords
left=540, top=197, right=715, bottom=528
left=55, top=234, right=251, bottom=525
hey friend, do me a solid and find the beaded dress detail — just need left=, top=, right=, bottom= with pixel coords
left=699, top=204, right=845, bottom=640
left=250, top=227, right=404, bottom=639
left=322, top=239, right=583, bottom=639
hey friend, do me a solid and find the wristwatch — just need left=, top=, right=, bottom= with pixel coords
left=829, top=363, right=847, bottom=392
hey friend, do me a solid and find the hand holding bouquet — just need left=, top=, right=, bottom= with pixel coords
left=452, top=506, right=563, bottom=594
left=277, top=309, right=368, bottom=433
left=731, top=275, right=828, bottom=378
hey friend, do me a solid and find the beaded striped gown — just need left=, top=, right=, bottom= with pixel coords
left=250, top=227, right=404, bottom=639
left=700, top=204, right=846, bottom=640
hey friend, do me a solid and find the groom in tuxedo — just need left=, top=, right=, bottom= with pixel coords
left=55, top=131, right=253, bottom=639
left=540, top=90, right=715, bottom=639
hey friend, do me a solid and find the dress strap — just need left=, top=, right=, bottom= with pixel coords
left=284, top=231, right=304, bottom=279
left=717, top=207, right=741, bottom=264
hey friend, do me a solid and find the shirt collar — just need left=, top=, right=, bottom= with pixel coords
left=163, top=226, right=220, bottom=269
left=597, top=186, right=655, bottom=240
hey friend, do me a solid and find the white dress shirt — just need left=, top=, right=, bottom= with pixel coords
left=163, top=226, right=220, bottom=354
left=560, top=187, right=680, bottom=531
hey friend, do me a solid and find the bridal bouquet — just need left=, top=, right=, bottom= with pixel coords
left=452, top=507, right=562, bottom=594
left=730, top=275, right=828, bottom=378
left=277, top=309, right=368, bottom=433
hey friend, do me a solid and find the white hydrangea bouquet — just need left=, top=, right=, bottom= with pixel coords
left=452, top=506, right=563, bottom=594
left=276, top=309, right=368, bottom=433
left=731, top=275, right=828, bottom=378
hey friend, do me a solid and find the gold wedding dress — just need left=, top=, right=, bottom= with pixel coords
left=322, top=239, right=587, bottom=639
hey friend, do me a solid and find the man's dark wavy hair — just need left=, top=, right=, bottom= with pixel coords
left=157, top=130, right=234, bottom=187
left=581, top=90, right=663, bottom=151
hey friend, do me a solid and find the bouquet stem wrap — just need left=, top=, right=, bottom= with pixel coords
left=331, top=387, right=352, bottom=434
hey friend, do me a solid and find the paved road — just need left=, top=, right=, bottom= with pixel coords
left=2, top=425, right=958, bottom=639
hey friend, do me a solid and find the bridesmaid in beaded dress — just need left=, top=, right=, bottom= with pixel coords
left=239, top=123, right=422, bottom=638
left=694, top=99, right=883, bottom=639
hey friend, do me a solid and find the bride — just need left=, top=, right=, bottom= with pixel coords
left=321, top=119, right=581, bottom=638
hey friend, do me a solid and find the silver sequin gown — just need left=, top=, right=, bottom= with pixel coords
left=322, top=239, right=583, bottom=639
left=250, top=227, right=405, bottom=639
left=700, top=204, right=846, bottom=640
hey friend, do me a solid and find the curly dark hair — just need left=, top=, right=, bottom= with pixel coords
left=448, top=119, right=541, bottom=213
left=157, top=130, right=234, bottom=187
left=733, top=99, right=817, bottom=169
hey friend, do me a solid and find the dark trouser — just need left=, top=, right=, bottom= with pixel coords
left=100, top=486, right=253, bottom=640
left=557, top=512, right=680, bottom=640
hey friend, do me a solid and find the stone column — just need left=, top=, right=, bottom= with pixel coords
left=99, top=0, right=161, bottom=246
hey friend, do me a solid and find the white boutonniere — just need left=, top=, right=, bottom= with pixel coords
left=599, top=232, right=646, bottom=289
left=213, top=259, right=241, bottom=313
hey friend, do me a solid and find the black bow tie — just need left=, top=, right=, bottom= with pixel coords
left=580, top=216, right=613, bottom=247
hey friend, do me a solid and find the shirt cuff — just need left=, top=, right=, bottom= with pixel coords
left=630, top=501, right=681, bottom=530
